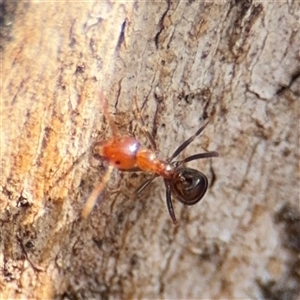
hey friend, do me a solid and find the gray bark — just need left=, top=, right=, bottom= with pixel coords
left=1, top=1, right=299, bottom=299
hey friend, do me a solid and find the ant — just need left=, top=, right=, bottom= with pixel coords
left=82, top=95, right=218, bottom=224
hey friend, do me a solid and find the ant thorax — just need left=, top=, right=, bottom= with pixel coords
left=136, top=148, right=174, bottom=178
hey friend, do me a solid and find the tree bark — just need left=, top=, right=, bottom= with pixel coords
left=1, top=1, right=299, bottom=299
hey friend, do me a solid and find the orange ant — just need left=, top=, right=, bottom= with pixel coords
left=82, top=95, right=218, bottom=224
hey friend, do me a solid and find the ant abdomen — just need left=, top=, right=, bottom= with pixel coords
left=170, top=167, right=208, bottom=205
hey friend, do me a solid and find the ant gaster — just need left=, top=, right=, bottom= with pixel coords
left=82, top=95, right=218, bottom=224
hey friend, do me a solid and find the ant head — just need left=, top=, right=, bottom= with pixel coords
left=170, top=166, right=208, bottom=205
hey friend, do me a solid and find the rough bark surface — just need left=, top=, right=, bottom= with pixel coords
left=1, top=1, right=299, bottom=299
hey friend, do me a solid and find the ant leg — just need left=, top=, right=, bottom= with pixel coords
left=135, top=174, right=159, bottom=195
left=82, top=164, right=114, bottom=218
left=134, top=96, right=157, bottom=152
left=168, top=121, right=210, bottom=162
left=181, top=151, right=219, bottom=164
left=164, top=180, right=177, bottom=225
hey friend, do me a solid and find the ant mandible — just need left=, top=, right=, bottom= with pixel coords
left=82, top=94, right=218, bottom=224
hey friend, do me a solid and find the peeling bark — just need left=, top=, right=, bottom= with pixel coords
left=1, top=1, right=299, bottom=299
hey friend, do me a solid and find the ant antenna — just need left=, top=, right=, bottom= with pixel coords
left=99, top=92, right=118, bottom=138
left=133, top=96, right=157, bottom=151
left=82, top=164, right=114, bottom=218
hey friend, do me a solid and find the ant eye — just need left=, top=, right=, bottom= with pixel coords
left=171, top=167, right=208, bottom=205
